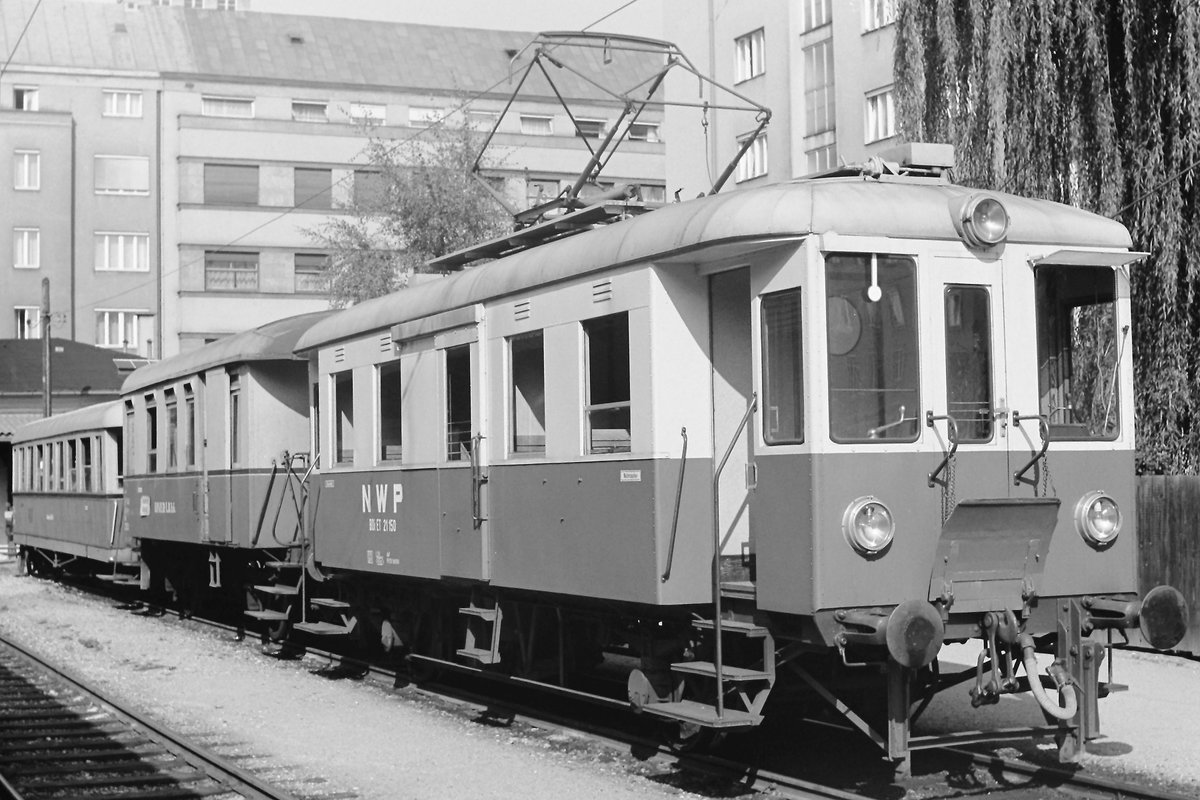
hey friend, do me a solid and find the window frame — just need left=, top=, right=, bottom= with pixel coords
left=291, top=100, right=328, bottom=122
left=761, top=288, right=805, bottom=445
left=94, top=155, right=150, bottom=195
left=509, top=331, right=546, bottom=457
left=103, top=89, right=143, bottom=118
left=333, top=370, right=355, bottom=466
left=294, top=252, right=329, bottom=294
left=204, top=250, right=260, bottom=292
left=14, top=306, right=41, bottom=339
left=201, top=95, right=254, bottom=118
left=734, top=28, right=766, bottom=83
left=13, top=150, right=39, bottom=190
left=293, top=167, right=332, bottom=210
left=865, top=87, right=896, bottom=144
left=13, top=227, right=40, bottom=269
left=804, top=40, right=836, bottom=137
left=204, top=163, right=259, bottom=206
left=444, top=344, right=474, bottom=462
left=943, top=284, right=995, bottom=443
left=377, top=361, right=403, bottom=464
left=582, top=312, right=632, bottom=455
left=735, top=134, right=768, bottom=183
left=519, top=114, right=554, bottom=136
left=348, top=102, right=387, bottom=124
left=14, top=86, right=38, bottom=111
left=95, top=309, right=148, bottom=351
left=864, top=0, right=899, bottom=31
left=94, top=231, right=150, bottom=272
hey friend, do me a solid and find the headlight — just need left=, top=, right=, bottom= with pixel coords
left=1075, top=490, right=1122, bottom=547
left=954, top=194, right=1009, bottom=249
left=842, top=496, right=895, bottom=555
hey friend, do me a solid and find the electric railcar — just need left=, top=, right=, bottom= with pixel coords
left=9, top=144, right=1187, bottom=773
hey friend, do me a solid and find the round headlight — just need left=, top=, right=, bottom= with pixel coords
left=842, top=496, right=895, bottom=555
left=959, top=194, right=1009, bottom=248
left=1075, top=490, right=1122, bottom=547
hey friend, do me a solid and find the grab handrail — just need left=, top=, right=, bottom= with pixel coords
left=1012, top=412, right=1051, bottom=487
left=660, top=427, right=689, bottom=583
left=711, top=393, right=757, bottom=720
left=925, top=411, right=960, bottom=488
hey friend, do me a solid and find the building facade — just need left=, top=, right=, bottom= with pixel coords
left=1, top=0, right=665, bottom=357
left=663, top=0, right=898, bottom=196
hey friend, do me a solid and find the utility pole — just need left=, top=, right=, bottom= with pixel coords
left=41, top=277, right=52, bottom=417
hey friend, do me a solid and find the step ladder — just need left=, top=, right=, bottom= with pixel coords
left=245, top=560, right=301, bottom=628
left=295, top=597, right=356, bottom=636
left=457, top=594, right=502, bottom=665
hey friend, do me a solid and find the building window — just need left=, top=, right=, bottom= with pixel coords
left=583, top=313, right=631, bottom=454
left=735, top=28, right=765, bottom=83
left=183, top=0, right=202, bottom=7
left=204, top=251, right=259, bottom=291
left=804, top=40, right=836, bottom=136
left=865, top=88, right=895, bottom=143
left=803, top=0, right=833, bottom=31
left=103, top=90, right=143, bottom=117
left=14, top=87, right=38, bottom=111
left=378, top=362, right=403, bottom=462
left=217, top=0, right=238, bottom=9
left=864, top=0, right=898, bottom=31
left=736, top=134, right=768, bottom=182
left=510, top=332, right=545, bottom=456
left=13, top=228, right=39, bottom=269
left=201, top=95, right=253, bottom=118
left=294, top=253, right=329, bottom=293
left=353, top=170, right=386, bottom=209
left=292, top=100, right=328, bottom=122
left=574, top=118, right=606, bottom=139
left=409, top=106, right=444, bottom=126
left=762, top=289, right=804, bottom=444
left=628, top=122, right=660, bottom=142
left=294, top=167, right=332, bottom=209
left=204, top=163, right=259, bottom=205
left=445, top=345, right=473, bottom=461
left=13, top=150, right=39, bottom=190
left=349, top=102, right=387, bottom=124
left=146, top=398, right=159, bottom=473
left=334, top=371, right=354, bottom=465
left=520, top=115, right=553, bottom=136
left=95, top=310, right=148, bottom=352
left=94, top=155, right=150, bottom=195
left=228, top=374, right=242, bottom=465
left=806, top=142, right=837, bottom=173
left=165, top=389, right=178, bottom=469
left=14, top=306, right=40, bottom=339
left=467, top=110, right=498, bottom=130
left=95, top=232, right=150, bottom=272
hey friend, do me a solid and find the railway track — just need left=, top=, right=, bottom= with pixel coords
left=0, top=634, right=301, bottom=800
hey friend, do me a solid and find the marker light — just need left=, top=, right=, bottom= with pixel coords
left=1075, top=490, right=1122, bottom=547
left=842, top=496, right=895, bottom=555
left=956, top=194, right=1009, bottom=249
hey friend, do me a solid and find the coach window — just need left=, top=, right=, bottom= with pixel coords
left=35, top=444, right=44, bottom=491
left=229, top=376, right=242, bottom=466
left=184, top=385, right=196, bottom=467
left=82, top=436, right=94, bottom=492
left=945, top=286, right=993, bottom=442
left=124, top=401, right=135, bottom=475
left=311, top=382, right=321, bottom=463
left=379, top=362, right=403, bottom=462
left=762, top=288, right=804, bottom=444
left=67, top=439, right=78, bottom=491
left=1035, top=264, right=1121, bottom=440
left=826, top=253, right=920, bottom=442
left=584, top=312, right=631, bottom=454
left=445, top=345, right=473, bottom=461
left=510, top=332, right=546, bottom=456
left=166, top=389, right=179, bottom=469
left=334, top=371, right=354, bottom=465
left=53, top=441, right=63, bottom=491
left=146, top=396, right=160, bottom=472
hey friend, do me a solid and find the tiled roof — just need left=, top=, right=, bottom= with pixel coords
left=0, top=339, right=126, bottom=396
left=2, top=0, right=656, bottom=101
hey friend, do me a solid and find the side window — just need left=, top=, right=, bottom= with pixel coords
left=583, top=312, right=631, bottom=454
left=67, top=439, right=78, bottom=491
left=55, top=441, right=64, bottom=491
left=378, top=362, right=403, bottom=462
left=81, top=436, right=93, bottom=492
left=184, top=385, right=196, bottom=467
left=124, top=401, right=135, bottom=475
left=311, top=381, right=321, bottom=464
left=228, top=376, right=242, bottom=466
left=825, top=253, right=920, bottom=442
left=334, top=371, right=354, bottom=465
left=165, top=389, right=178, bottom=468
left=762, top=288, right=804, bottom=444
left=445, top=345, right=473, bottom=461
left=510, top=332, right=546, bottom=456
left=945, top=286, right=993, bottom=442
left=146, top=396, right=159, bottom=472
left=35, top=444, right=44, bottom=491
left=1035, top=265, right=1122, bottom=440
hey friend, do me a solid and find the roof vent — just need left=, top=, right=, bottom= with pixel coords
left=288, top=33, right=305, bottom=45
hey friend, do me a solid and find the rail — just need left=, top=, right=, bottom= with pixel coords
left=710, top=393, right=757, bottom=720
left=925, top=411, right=960, bottom=488
left=1012, top=412, right=1051, bottom=487
left=660, top=427, right=688, bottom=583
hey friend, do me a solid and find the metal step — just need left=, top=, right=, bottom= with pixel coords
left=96, top=574, right=139, bottom=583
left=639, top=699, right=761, bottom=728
left=253, top=584, right=299, bottom=596
left=456, top=647, right=499, bottom=664
left=264, top=561, right=303, bottom=570
left=245, top=609, right=289, bottom=621
left=670, top=661, right=771, bottom=682
left=310, top=598, right=351, bottom=609
left=691, top=618, right=768, bottom=638
left=719, top=580, right=756, bottom=600
left=459, top=605, right=498, bottom=622
left=294, top=621, right=352, bottom=635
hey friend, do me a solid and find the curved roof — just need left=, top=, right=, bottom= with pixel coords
left=297, top=177, right=1133, bottom=351
left=122, top=312, right=332, bottom=395
left=12, top=400, right=124, bottom=444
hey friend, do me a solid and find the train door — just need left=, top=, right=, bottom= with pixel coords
left=929, top=256, right=1012, bottom=501
left=187, top=380, right=210, bottom=541
left=710, top=268, right=754, bottom=573
left=437, top=330, right=491, bottom=581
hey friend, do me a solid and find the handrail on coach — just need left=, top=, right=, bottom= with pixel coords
left=660, top=427, right=688, bottom=583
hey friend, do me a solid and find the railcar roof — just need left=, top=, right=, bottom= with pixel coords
left=296, top=177, right=1133, bottom=351
left=11, top=400, right=124, bottom=444
left=122, top=311, right=332, bottom=395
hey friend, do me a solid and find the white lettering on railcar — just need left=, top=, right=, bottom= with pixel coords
left=153, top=501, right=176, bottom=514
left=361, top=482, right=403, bottom=513
left=620, top=469, right=642, bottom=482
left=139, top=496, right=151, bottom=517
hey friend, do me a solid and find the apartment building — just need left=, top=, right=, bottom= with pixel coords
left=1, top=0, right=665, bottom=357
left=662, top=0, right=898, bottom=195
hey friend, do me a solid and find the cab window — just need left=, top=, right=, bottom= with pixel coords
left=761, top=288, right=804, bottom=444
left=945, top=286, right=993, bottom=442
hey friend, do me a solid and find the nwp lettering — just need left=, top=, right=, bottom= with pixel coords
left=361, top=483, right=403, bottom=514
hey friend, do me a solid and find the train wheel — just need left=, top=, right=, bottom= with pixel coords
left=662, top=720, right=725, bottom=753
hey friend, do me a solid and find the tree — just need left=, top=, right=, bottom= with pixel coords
left=309, top=115, right=511, bottom=308
left=895, top=0, right=1200, bottom=473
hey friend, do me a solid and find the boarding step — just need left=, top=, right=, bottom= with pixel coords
left=264, top=561, right=303, bottom=570
left=456, top=646, right=499, bottom=664
left=294, top=621, right=353, bottom=636
left=245, top=609, right=289, bottom=621
left=459, top=605, right=499, bottom=622
left=640, top=699, right=761, bottom=729
left=253, top=583, right=300, bottom=596
left=691, top=618, right=768, bottom=638
left=110, top=577, right=142, bottom=587
left=670, top=661, right=771, bottom=682
left=719, top=580, right=757, bottom=600
left=310, top=597, right=350, bottom=609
